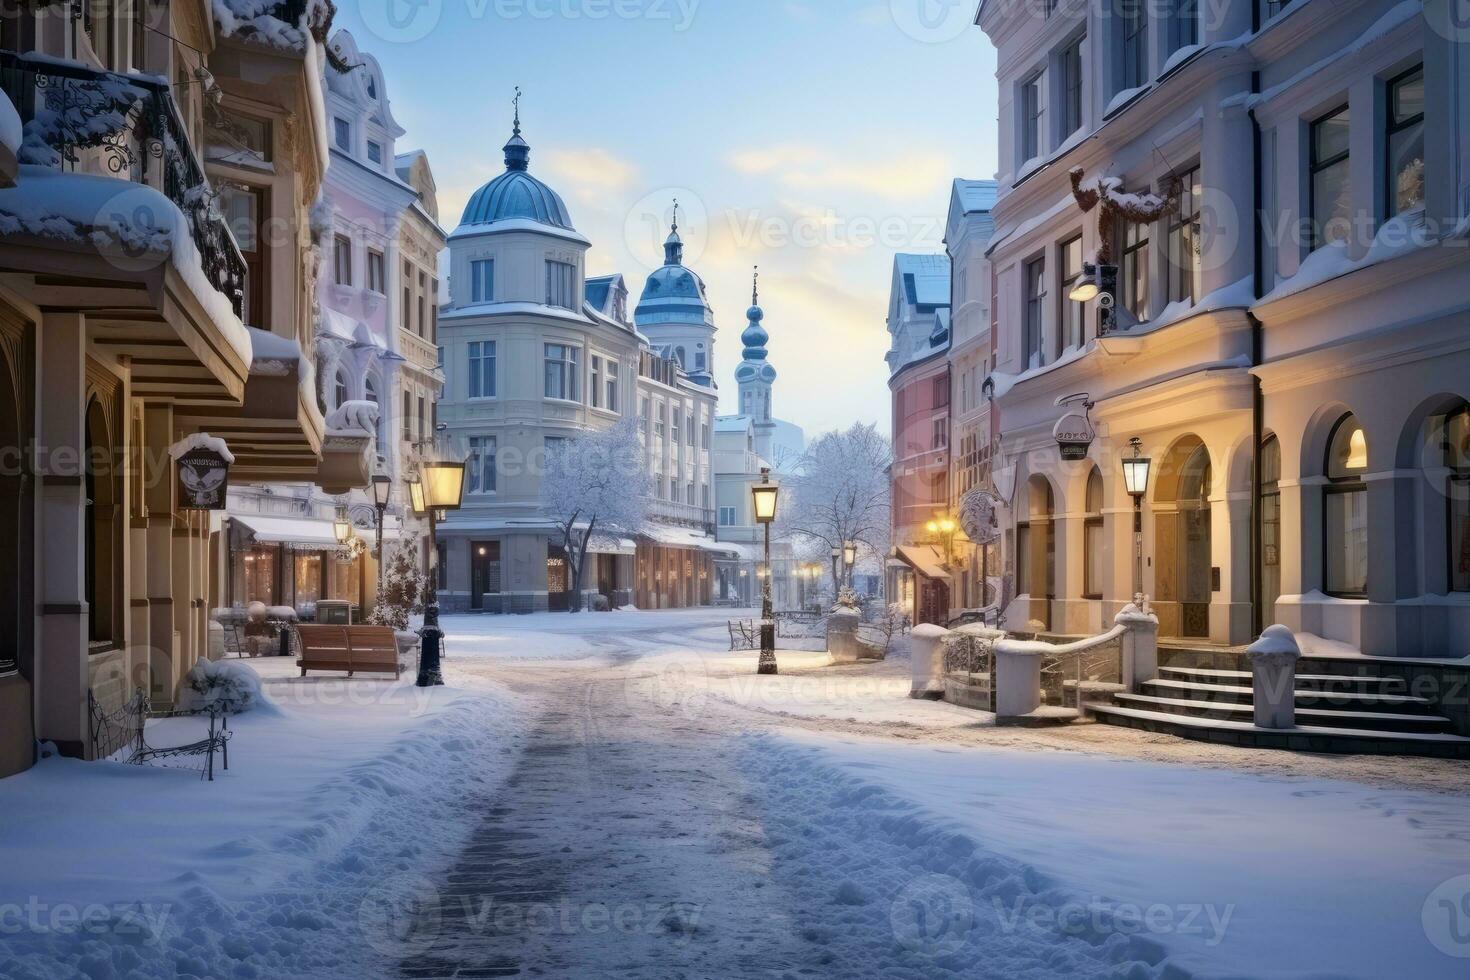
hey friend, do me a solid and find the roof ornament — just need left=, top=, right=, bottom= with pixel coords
left=512, top=85, right=522, bottom=136
left=671, top=198, right=679, bottom=235
left=752, top=265, right=760, bottom=307
left=504, top=86, right=530, bottom=172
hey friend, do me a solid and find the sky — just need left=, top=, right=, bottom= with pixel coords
left=335, top=0, right=999, bottom=438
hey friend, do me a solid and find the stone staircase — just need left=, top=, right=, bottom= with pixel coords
left=1086, top=661, right=1470, bottom=758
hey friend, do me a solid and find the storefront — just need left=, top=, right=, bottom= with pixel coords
left=225, top=516, right=372, bottom=619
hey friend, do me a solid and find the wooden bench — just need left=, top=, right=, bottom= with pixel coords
left=295, top=625, right=403, bottom=679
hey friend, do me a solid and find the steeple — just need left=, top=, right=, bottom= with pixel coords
left=504, top=86, right=530, bottom=172
left=741, top=266, right=769, bottom=359
left=663, top=199, right=684, bottom=266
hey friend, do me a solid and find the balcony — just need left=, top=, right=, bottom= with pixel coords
left=0, top=51, right=247, bottom=318
left=647, top=498, right=715, bottom=535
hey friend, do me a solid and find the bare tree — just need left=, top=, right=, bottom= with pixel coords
left=778, top=423, right=893, bottom=594
left=540, top=420, right=650, bottom=613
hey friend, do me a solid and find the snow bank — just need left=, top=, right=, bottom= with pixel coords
left=0, top=658, right=523, bottom=979
left=751, top=731, right=1470, bottom=979
left=0, top=88, right=21, bottom=157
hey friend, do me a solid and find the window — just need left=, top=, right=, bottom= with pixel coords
left=1084, top=469, right=1104, bottom=599
left=1168, top=167, right=1202, bottom=305
left=1387, top=65, right=1425, bottom=218
left=430, top=279, right=439, bottom=341
left=468, top=436, right=497, bottom=494
left=544, top=343, right=580, bottom=401
left=470, top=259, right=494, bottom=303
left=1441, top=406, right=1470, bottom=593
left=605, top=360, right=619, bottom=414
left=1324, top=415, right=1369, bottom=596
left=687, top=483, right=696, bottom=506
left=1060, top=234, right=1085, bottom=349
left=1021, top=73, right=1043, bottom=162
left=933, top=417, right=949, bottom=451
left=1310, top=105, right=1352, bottom=250
left=206, top=112, right=271, bottom=165
left=655, top=403, right=666, bottom=440
left=546, top=260, right=576, bottom=310
left=333, top=118, right=350, bottom=151
left=674, top=346, right=687, bottom=369
left=218, top=184, right=263, bottom=326
left=468, top=341, right=496, bottom=399
left=402, top=391, right=412, bottom=442
left=417, top=396, right=426, bottom=446
left=1122, top=215, right=1150, bottom=320
left=671, top=409, right=682, bottom=447
left=695, top=351, right=707, bottom=371
left=417, top=271, right=427, bottom=338
left=402, top=285, right=411, bottom=330
left=1170, top=0, right=1199, bottom=54
left=1059, top=36, right=1084, bottom=140
left=333, top=234, right=352, bottom=286
left=1263, top=0, right=1298, bottom=20
left=687, top=411, right=696, bottom=446
left=1261, top=435, right=1282, bottom=619
left=367, top=140, right=382, bottom=165
left=933, top=375, right=949, bottom=409
left=701, top=420, right=710, bottom=450
left=1120, top=0, right=1148, bottom=91
left=1024, top=256, right=1046, bottom=367
left=719, top=506, right=737, bottom=527
left=333, top=369, right=348, bottom=410
left=367, top=249, right=385, bottom=294
left=590, top=356, right=603, bottom=409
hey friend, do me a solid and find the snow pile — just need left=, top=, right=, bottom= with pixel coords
left=0, top=658, right=523, bottom=980
left=325, top=399, right=380, bottom=438
left=168, top=432, right=236, bottom=464
left=175, top=657, right=279, bottom=714
left=1260, top=209, right=1437, bottom=304
left=211, top=0, right=310, bottom=50
left=0, top=87, right=21, bottom=158
left=1247, top=1, right=1422, bottom=111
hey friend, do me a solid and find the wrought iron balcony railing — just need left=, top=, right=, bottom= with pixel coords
left=0, top=50, right=247, bottom=319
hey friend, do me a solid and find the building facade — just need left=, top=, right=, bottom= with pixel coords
left=221, top=28, right=445, bottom=619
left=886, top=254, right=955, bottom=625
left=435, top=117, right=720, bottom=613
left=977, top=0, right=1470, bottom=656
left=0, top=0, right=375, bottom=777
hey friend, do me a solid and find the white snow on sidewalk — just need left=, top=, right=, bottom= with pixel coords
left=0, top=658, right=524, bottom=980
left=747, top=731, right=1470, bottom=979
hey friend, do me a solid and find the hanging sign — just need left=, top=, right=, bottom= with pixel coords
left=1053, top=393, right=1096, bottom=461
left=959, top=488, right=1001, bottom=545
left=171, top=434, right=234, bottom=511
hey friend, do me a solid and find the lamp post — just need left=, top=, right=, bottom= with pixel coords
left=370, top=472, right=392, bottom=599
left=842, top=540, right=858, bottom=588
left=1122, top=437, right=1153, bottom=608
left=411, top=457, right=466, bottom=688
left=333, top=507, right=353, bottom=547
left=751, top=467, right=780, bottom=675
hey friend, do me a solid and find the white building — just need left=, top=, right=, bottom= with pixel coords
left=977, top=0, right=1470, bottom=657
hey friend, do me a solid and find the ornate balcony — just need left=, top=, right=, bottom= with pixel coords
left=0, top=50, right=247, bottom=318
left=647, top=498, right=716, bottom=535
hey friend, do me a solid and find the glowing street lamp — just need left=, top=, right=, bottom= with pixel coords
left=413, top=451, right=468, bottom=689
left=751, top=468, right=779, bottom=675
left=1123, top=437, right=1153, bottom=607
left=333, top=508, right=353, bottom=545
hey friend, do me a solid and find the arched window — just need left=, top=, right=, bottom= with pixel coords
left=1083, top=469, right=1104, bottom=599
left=1440, top=404, right=1470, bottom=592
left=1325, top=415, right=1369, bottom=596
left=1260, top=435, right=1282, bottom=620
left=334, top=368, right=349, bottom=411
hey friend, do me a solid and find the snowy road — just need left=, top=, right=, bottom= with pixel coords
left=7, top=608, right=1470, bottom=979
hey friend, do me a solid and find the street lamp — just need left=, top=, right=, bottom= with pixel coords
left=843, top=540, right=858, bottom=586
left=1122, top=437, right=1153, bottom=608
left=371, top=472, right=392, bottom=598
left=333, top=507, right=353, bottom=545
left=413, top=455, right=467, bottom=688
left=751, top=467, right=779, bottom=675
left=928, top=516, right=957, bottom=564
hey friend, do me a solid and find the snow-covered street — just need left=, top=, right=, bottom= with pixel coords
left=6, top=608, right=1470, bottom=979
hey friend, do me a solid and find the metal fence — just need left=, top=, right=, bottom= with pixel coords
left=942, top=631, right=995, bottom=712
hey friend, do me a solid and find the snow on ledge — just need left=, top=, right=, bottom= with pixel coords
left=169, top=432, right=236, bottom=464
left=0, top=166, right=251, bottom=366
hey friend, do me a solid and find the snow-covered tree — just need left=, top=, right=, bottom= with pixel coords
left=778, top=423, right=892, bottom=591
left=540, top=420, right=650, bottom=613
left=369, top=534, right=426, bottom=631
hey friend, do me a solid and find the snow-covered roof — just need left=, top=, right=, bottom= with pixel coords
left=894, top=253, right=951, bottom=310
left=952, top=179, right=998, bottom=214
left=715, top=415, right=753, bottom=433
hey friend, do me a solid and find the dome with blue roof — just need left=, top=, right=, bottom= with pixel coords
left=458, top=114, right=575, bottom=233
left=634, top=212, right=713, bottom=327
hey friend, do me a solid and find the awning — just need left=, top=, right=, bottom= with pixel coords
left=894, top=544, right=949, bottom=581
left=640, top=524, right=742, bottom=558
left=233, top=515, right=341, bottom=549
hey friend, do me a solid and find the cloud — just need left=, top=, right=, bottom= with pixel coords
left=543, top=147, right=639, bottom=195
left=728, top=143, right=954, bottom=202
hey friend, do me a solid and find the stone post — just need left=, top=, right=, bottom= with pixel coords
left=826, top=606, right=862, bottom=663
left=994, top=643, right=1043, bottom=719
left=909, top=623, right=949, bottom=700
left=1115, top=602, right=1160, bottom=692
left=1249, top=624, right=1301, bottom=730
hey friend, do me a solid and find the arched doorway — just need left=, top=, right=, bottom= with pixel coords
left=1155, top=437, right=1213, bottom=639
left=0, top=335, right=32, bottom=678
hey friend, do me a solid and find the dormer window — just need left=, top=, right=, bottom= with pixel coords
left=367, top=141, right=383, bottom=165
left=366, top=77, right=377, bottom=99
left=333, top=118, right=350, bottom=152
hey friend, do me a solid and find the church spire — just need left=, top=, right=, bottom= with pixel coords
left=742, top=265, right=769, bottom=360
left=663, top=198, right=684, bottom=266
left=752, top=265, right=759, bottom=307
left=504, top=86, right=530, bottom=172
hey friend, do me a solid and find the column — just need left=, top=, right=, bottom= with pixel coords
left=143, top=403, right=175, bottom=704
left=1364, top=472, right=1419, bottom=655
left=35, top=312, right=88, bottom=756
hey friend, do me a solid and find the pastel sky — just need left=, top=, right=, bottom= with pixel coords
left=335, top=0, right=999, bottom=437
